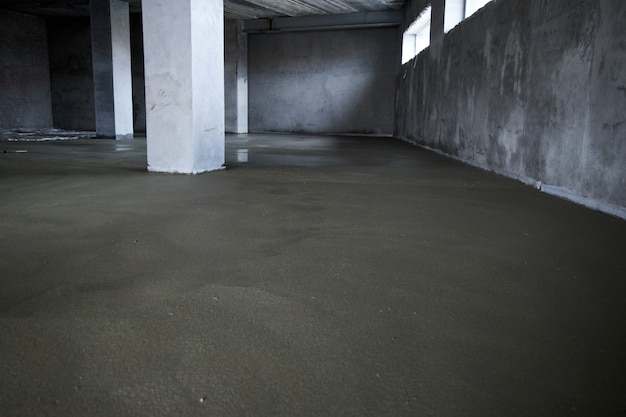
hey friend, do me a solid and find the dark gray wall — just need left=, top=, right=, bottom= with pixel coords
left=47, top=17, right=95, bottom=131
left=249, top=27, right=399, bottom=135
left=224, top=19, right=238, bottom=133
left=48, top=15, right=146, bottom=132
left=0, top=10, right=52, bottom=129
left=396, top=0, right=626, bottom=218
left=45, top=15, right=239, bottom=134
left=130, top=13, right=146, bottom=132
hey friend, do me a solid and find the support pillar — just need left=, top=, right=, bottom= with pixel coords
left=235, top=20, right=248, bottom=134
left=90, top=0, right=134, bottom=139
left=142, top=0, right=225, bottom=174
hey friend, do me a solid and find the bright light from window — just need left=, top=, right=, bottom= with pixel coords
left=401, top=5, right=431, bottom=64
left=465, top=0, right=491, bottom=18
left=444, top=0, right=493, bottom=33
left=444, top=0, right=464, bottom=33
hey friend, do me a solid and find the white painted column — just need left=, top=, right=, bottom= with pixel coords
left=142, top=0, right=225, bottom=174
left=90, top=0, right=134, bottom=139
left=236, top=20, right=248, bottom=134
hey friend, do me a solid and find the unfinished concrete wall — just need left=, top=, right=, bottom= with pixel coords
left=48, top=15, right=145, bottom=133
left=395, top=0, right=626, bottom=219
left=224, top=18, right=238, bottom=133
left=48, top=17, right=95, bottom=131
left=130, top=13, right=146, bottom=132
left=0, top=10, right=52, bottom=129
left=249, top=27, right=399, bottom=135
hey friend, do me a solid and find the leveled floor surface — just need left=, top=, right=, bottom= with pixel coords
left=1, top=133, right=625, bottom=416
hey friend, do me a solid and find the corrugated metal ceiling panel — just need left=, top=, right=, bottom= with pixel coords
left=0, top=0, right=406, bottom=18
left=224, top=0, right=406, bottom=19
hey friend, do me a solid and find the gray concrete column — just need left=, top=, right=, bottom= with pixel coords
left=90, top=0, right=134, bottom=139
left=142, top=0, right=225, bottom=174
left=235, top=20, right=248, bottom=134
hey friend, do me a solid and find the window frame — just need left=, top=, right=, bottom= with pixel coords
left=401, top=4, right=432, bottom=65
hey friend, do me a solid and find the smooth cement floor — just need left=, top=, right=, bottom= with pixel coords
left=1, top=133, right=625, bottom=416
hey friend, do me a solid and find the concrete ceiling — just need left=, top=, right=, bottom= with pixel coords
left=0, top=0, right=406, bottom=18
left=224, top=0, right=406, bottom=19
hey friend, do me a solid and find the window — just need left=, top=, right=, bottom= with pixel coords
left=465, top=0, right=491, bottom=18
left=401, top=5, right=431, bottom=64
left=444, top=0, right=492, bottom=33
left=444, top=0, right=464, bottom=33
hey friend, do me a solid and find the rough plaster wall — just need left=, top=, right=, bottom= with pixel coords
left=395, top=0, right=626, bottom=217
left=130, top=14, right=146, bottom=132
left=48, top=16, right=145, bottom=133
left=582, top=0, right=626, bottom=215
left=0, top=10, right=52, bottom=129
left=48, top=17, right=95, bottom=131
left=224, top=19, right=238, bottom=133
left=249, top=27, right=399, bottom=135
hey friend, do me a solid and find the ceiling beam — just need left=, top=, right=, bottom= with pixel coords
left=242, top=10, right=401, bottom=32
